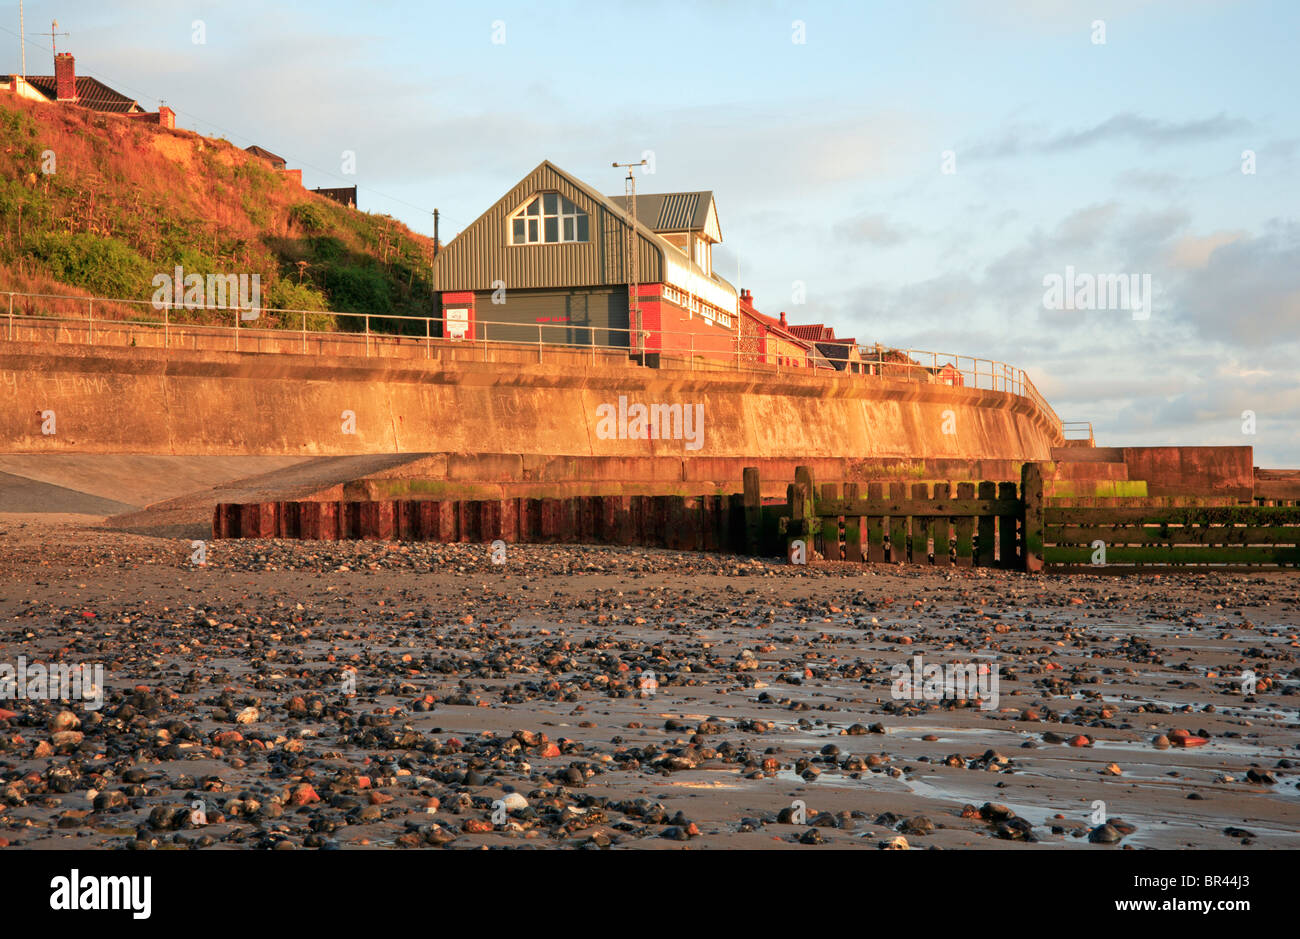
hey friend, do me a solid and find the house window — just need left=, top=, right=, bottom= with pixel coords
left=510, top=192, right=589, bottom=244
left=693, top=236, right=711, bottom=275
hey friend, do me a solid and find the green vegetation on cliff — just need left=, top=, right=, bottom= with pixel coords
left=0, top=96, right=437, bottom=333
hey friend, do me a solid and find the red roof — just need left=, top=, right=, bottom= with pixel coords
left=740, top=301, right=812, bottom=349
left=786, top=323, right=830, bottom=341
left=787, top=323, right=859, bottom=347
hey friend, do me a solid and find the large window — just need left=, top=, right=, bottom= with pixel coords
left=510, top=192, right=589, bottom=244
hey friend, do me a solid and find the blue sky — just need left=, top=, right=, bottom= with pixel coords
left=7, top=0, right=1299, bottom=463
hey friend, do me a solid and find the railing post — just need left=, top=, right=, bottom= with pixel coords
left=234, top=307, right=239, bottom=352
left=302, top=311, right=307, bottom=354
left=426, top=317, right=431, bottom=358
left=88, top=298, right=93, bottom=345
left=538, top=323, right=543, bottom=363
left=690, top=335, right=694, bottom=370
left=365, top=314, right=370, bottom=356
left=7, top=292, right=12, bottom=341
left=164, top=305, right=169, bottom=348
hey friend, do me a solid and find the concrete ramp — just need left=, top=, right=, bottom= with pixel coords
left=101, top=454, right=423, bottom=538
left=0, top=454, right=313, bottom=510
left=0, top=470, right=138, bottom=515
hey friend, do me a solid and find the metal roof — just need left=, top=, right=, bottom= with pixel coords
left=606, top=191, right=717, bottom=236
left=432, top=161, right=737, bottom=302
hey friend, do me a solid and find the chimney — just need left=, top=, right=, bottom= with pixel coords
left=54, top=53, right=77, bottom=102
left=158, top=105, right=176, bottom=129
left=779, top=311, right=787, bottom=328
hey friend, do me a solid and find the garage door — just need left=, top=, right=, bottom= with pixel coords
left=476, top=288, right=630, bottom=348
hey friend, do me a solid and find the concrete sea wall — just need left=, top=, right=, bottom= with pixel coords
left=0, top=342, right=1062, bottom=467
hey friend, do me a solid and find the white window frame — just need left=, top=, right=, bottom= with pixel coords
left=508, top=192, right=589, bottom=245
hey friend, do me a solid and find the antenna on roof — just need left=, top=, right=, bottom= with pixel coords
left=612, top=159, right=648, bottom=365
left=49, top=19, right=69, bottom=57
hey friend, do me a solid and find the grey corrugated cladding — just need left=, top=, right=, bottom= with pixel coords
left=433, top=161, right=668, bottom=292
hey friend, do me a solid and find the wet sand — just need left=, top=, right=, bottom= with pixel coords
left=1, top=513, right=1296, bottom=850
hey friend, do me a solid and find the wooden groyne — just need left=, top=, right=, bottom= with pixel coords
left=214, top=463, right=1300, bottom=572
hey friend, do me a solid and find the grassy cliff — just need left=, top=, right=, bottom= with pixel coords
left=0, top=94, right=438, bottom=333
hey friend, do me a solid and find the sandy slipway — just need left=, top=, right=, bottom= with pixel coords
left=0, top=514, right=1296, bottom=851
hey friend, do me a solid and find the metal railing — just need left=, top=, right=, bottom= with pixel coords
left=1062, top=421, right=1095, bottom=445
left=2, top=288, right=1066, bottom=437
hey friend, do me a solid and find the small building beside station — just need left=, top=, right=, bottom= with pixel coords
left=737, top=290, right=819, bottom=368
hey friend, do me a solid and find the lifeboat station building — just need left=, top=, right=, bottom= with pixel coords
left=431, top=161, right=740, bottom=363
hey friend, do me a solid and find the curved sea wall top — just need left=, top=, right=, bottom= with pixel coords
left=0, top=340, right=1062, bottom=462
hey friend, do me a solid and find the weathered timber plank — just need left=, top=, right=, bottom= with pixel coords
left=997, top=482, right=1018, bottom=566
left=932, top=482, right=951, bottom=567
left=1047, top=564, right=1297, bottom=574
left=843, top=483, right=863, bottom=562
left=1046, top=506, right=1300, bottom=525
left=822, top=482, right=843, bottom=560
left=867, top=482, right=886, bottom=562
left=1045, top=545, right=1300, bottom=565
left=888, top=482, right=908, bottom=564
left=1021, top=463, right=1045, bottom=572
left=1047, top=525, right=1300, bottom=545
left=815, top=498, right=1021, bottom=516
left=788, top=482, right=808, bottom=560
left=955, top=482, right=975, bottom=567
left=743, top=467, right=762, bottom=556
left=976, top=482, right=996, bottom=566
left=911, top=483, right=932, bottom=564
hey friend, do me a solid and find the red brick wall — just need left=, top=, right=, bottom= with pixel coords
left=54, top=54, right=77, bottom=102
left=632, top=285, right=662, bottom=354
left=127, top=110, right=176, bottom=128
left=644, top=285, right=736, bottom=360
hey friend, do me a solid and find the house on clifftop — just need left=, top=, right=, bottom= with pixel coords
left=245, top=145, right=303, bottom=186
left=2, top=50, right=175, bottom=128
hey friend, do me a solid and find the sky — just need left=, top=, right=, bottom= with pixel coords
left=6, top=0, right=1299, bottom=464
